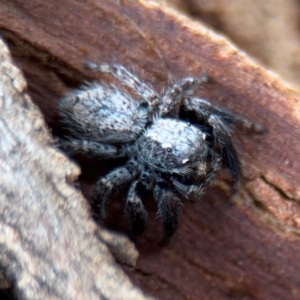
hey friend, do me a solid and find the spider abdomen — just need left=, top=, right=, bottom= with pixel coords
left=59, top=83, right=148, bottom=143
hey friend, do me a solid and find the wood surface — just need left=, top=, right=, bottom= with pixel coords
left=0, top=37, right=150, bottom=300
left=1, top=1, right=300, bottom=299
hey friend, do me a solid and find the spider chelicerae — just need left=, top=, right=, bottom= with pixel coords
left=59, top=62, right=265, bottom=237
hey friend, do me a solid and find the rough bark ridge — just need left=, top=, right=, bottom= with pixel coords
left=1, top=0, right=300, bottom=299
left=0, top=38, right=150, bottom=300
left=164, top=0, right=300, bottom=90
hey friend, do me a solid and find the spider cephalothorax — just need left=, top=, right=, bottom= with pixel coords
left=59, top=62, right=264, bottom=237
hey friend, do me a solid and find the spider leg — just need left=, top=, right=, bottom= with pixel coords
left=184, top=97, right=266, bottom=133
left=125, top=180, right=148, bottom=236
left=183, top=97, right=246, bottom=183
left=93, top=158, right=139, bottom=217
left=171, top=152, right=222, bottom=200
left=154, top=183, right=182, bottom=237
left=125, top=169, right=154, bottom=235
left=160, top=75, right=209, bottom=116
left=85, top=61, right=160, bottom=109
left=58, top=138, right=120, bottom=158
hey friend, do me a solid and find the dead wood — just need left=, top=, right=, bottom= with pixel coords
left=0, top=38, right=151, bottom=300
left=0, top=0, right=300, bottom=299
left=164, top=0, right=300, bottom=90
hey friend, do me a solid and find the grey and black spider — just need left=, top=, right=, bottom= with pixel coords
left=59, top=62, right=265, bottom=237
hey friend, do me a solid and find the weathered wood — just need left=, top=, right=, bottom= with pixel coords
left=1, top=0, right=300, bottom=299
left=165, top=0, right=300, bottom=90
left=0, top=38, right=150, bottom=300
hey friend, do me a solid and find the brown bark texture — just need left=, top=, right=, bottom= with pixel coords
left=1, top=0, right=300, bottom=299
left=164, top=0, right=300, bottom=91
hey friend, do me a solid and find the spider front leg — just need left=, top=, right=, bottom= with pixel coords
left=183, top=97, right=246, bottom=183
left=93, top=158, right=139, bottom=217
left=160, top=75, right=209, bottom=116
left=85, top=61, right=160, bottom=109
left=185, top=97, right=266, bottom=133
left=171, top=152, right=222, bottom=201
left=154, top=183, right=182, bottom=237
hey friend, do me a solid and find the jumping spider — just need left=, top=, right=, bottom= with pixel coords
left=59, top=62, right=264, bottom=237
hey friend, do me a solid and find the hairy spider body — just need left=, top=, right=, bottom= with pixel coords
left=138, top=119, right=210, bottom=177
left=59, top=62, right=264, bottom=237
left=60, top=83, right=149, bottom=144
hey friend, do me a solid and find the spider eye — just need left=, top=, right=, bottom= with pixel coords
left=167, top=147, right=172, bottom=153
left=139, top=102, right=149, bottom=109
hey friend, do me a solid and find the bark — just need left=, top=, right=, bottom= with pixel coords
left=0, top=0, right=300, bottom=299
left=164, top=0, right=300, bottom=90
left=0, top=38, right=150, bottom=300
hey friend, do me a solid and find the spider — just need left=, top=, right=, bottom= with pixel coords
left=58, top=62, right=265, bottom=237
